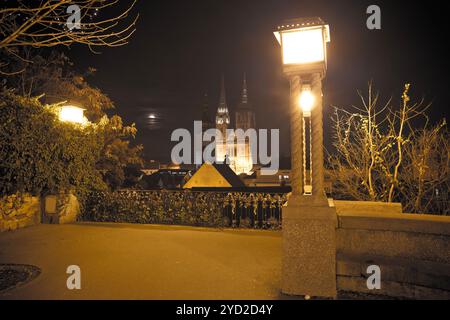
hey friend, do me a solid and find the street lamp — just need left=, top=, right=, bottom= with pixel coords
left=59, top=105, right=88, bottom=125
left=274, top=17, right=337, bottom=299
left=274, top=17, right=329, bottom=199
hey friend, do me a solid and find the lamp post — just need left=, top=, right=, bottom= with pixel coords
left=274, top=17, right=337, bottom=298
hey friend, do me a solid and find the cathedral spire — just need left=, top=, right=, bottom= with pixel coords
left=202, top=93, right=210, bottom=123
left=237, top=73, right=251, bottom=110
left=218, top=74, right=228, bottom=114
left=241, top=72, right=248, bottom=104
left=202, top=92, right=208, bottom=112
left=216, top=74, right=230, bottom=129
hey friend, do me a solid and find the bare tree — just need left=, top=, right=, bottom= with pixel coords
left=400, top=120, right=449, bottom=214
left=329, top=83, right=394, bottom=202
left=329, top=83, right=448, bottom=214
left=0, top=0, right=138, bottom=74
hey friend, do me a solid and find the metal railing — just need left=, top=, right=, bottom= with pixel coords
left=82, top=189, right=289, bottom=229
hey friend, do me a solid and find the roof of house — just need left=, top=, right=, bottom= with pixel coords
left=191, top=186, right=291, bottom=193
left=212, top=164, right=245, bottom=187
left=144, top=169, right=189, bottom=189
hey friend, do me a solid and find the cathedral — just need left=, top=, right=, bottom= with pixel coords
left=201, top=74, right=256, bottom=175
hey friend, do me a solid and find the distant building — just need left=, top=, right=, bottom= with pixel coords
left=141, top=161, right=196, bottom=176
left=143, top=168, right=191, bottom=189
left=243, top=168, right=292, bottom=187
left=201, top=92, right=214, bottom=152
left=202, top=74, right=256, bottom=176
left=183, top=163, right=245, bottom=189
left=141, top=160, right=161, bottom=176
left=243, top=167, right=333, bottom=195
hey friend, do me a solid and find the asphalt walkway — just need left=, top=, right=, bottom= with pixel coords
left=0, top=223, right=282, bottom=299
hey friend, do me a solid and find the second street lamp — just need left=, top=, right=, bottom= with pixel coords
left=59, top=105, right=88, bottom=125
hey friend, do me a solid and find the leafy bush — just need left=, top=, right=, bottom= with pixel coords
left=3, top=50, right=143, bottom=191
left=0, top=90, right=106, bottom=198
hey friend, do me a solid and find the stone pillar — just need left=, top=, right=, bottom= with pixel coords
left=282, top=73, right=337, bottom=299
left=289, top=75, right=304, bottom=196
left=311, top=73, right=327, bottom=204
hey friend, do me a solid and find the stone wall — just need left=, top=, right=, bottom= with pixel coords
left=41, top=193, right=80, bottom=225
left=336, top=207, right=450, bottom=299
left=57, top=193, right=80, bottom=224
left=0, top=193, right=80, bottom=232
left=0, top=194, right=40, bottom=232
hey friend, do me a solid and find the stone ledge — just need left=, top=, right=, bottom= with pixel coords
left=337, top=253, right=450, bottom=291
left=338, top=211, right=450, bottom=236
left=337, top=276, right=450, bottom=300
left=332, top=200, right=402, bottom=214
left=337, top=228, right=449, bottom=264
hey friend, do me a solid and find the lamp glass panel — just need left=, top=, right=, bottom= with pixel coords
left=282, top=27, right=324, bottom=65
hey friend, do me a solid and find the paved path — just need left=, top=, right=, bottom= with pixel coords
left=0, top=223, right=282, bottom=299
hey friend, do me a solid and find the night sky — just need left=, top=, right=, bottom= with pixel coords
left=68, top=0, right=450, bottom=163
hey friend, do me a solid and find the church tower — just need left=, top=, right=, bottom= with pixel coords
left=215, top=75, right=230, bottom=136
left=201, top=93, right=213, bottom=133
left=235, top=73, right=256, bottom=131
left=200, top=93, right=214, bottom=163
left=234, top=73, right=256, bottom=174
left=215, top=76, right=230, bottom=163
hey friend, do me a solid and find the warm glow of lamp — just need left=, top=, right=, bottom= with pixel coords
left=299, top=86, right=315, bottom=114
left=59, top=105, right=87, bottom=125
left=274, top=18, right=330, bottom=73
left=281, top=27, right=325, bottom=64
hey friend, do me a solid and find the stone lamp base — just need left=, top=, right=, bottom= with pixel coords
left=281, top=194, right=337, bottom=299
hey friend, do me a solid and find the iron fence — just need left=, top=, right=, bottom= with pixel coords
left=82, top=189, right=289, bottom=229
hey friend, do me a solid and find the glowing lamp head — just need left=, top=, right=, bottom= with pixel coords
left=299, top=86, right=315, bottom=114
left=274, top=17, right=330, bottom=75
left=59, top=105, right=87, bottom=125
